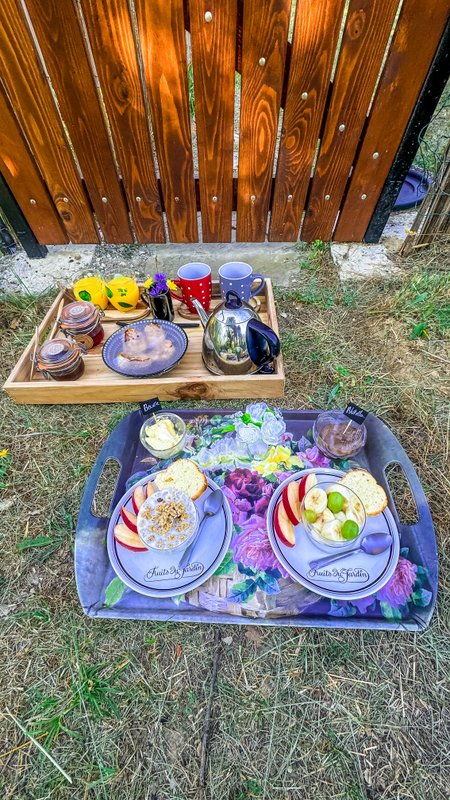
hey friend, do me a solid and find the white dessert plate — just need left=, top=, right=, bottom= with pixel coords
left=267, top=468, right=400, bottom=601
left=107, top=472, right=232, bottom=598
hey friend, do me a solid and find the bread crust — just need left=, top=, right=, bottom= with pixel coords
left=339, top=469, right=388, bottom=516
left=154, top=459, right=207, bottom=500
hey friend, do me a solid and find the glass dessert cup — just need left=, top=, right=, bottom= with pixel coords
left=301, top=481, right=366, bottom=551
left=137, top=488, right=197, bottom=553
left=139, top=412, right=186, bottom=459
left=313, top=410, right=367, bottom=460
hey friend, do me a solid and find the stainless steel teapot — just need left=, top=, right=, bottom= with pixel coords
left=193, top=291, right=280, bottom=376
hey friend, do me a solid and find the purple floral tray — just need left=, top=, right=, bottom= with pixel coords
left=75, top=409, right=437, bottom=631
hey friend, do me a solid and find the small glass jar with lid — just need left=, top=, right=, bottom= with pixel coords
left=34, top=338, right=85, bottom=381
left=313, top=410, right=367, bottom=460
left=59, top=300, right=104, bottom=349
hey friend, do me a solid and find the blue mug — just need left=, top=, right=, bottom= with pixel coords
left=219, top=262, right=265, bottom=302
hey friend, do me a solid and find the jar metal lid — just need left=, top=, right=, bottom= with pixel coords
left=36, top=337, right=81, bottom=370
left=59, top=300, right=99, bottom=330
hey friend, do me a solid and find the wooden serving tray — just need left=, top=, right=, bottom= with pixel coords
left=4, top=280, right=285, bottom=404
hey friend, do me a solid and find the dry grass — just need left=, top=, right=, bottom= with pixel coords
left=0, top=248, right=449, bottom=800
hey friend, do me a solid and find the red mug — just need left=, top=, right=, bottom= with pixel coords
left=170, top=262, right=212, bottom=314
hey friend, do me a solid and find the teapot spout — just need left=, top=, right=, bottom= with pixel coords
left=192, top=298, right=210, bottom=328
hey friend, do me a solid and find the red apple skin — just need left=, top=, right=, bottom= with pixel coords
left=146, top=482, right=155, bottom=498
left=120, top=506, right=138, bottom=533
left=274, top=502, right=295, bottom=547
left=298, top=473, right=318, bottom=503
left=131, top=485, right=146, bottom=515
left=114, top=523, right=146, bottom=552
left=282, top=481, right=301, bottom=525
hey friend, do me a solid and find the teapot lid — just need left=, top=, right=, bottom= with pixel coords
left=214, top=290, right=257, bottom=322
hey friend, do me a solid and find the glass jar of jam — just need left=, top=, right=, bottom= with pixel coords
left=34, top=338, right=85, bottom=381
left=313, top=410, right=367, bottom=459
left=59, top=300, right=104, bottom=348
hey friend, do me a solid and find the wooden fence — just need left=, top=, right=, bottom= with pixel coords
left=0, top=0, right=448, bottom=246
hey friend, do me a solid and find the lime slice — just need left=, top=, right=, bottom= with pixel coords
left=327, top=491, right=345, bottom=513
left=341, top=520, right=359, bottom=540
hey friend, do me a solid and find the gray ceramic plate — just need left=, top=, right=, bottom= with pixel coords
left=107, top=472, right=232, bottom=598
left=267, top=468, right=400, bottom=600
left=102, top=319, right=188, bottom=378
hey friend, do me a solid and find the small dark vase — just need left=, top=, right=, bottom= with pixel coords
left=148, top=289, right=174, bottom=322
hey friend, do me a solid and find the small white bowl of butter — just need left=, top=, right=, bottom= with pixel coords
left=140, top=412, right=186, bottom=460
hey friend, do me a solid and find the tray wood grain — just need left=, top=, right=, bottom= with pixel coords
left=4, top=280, right=284, bottom=404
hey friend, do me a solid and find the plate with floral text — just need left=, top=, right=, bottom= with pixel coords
left=106, top=471, right=233, bottom=598
left=267, top=468, right=400, bottom=600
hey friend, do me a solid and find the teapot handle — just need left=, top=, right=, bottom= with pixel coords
left=246, top=319, right=280, bottom=368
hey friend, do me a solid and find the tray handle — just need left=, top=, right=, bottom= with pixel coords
left=75, top=411, right=140, bottom=613
left=364, top=416, right=437, bottom=628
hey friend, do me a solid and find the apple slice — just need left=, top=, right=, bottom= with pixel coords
left=114, top=523, right=146, bottom=552
left=298, top=472, right=318, bottom=503
left=131, top=484, right=146, bottom=515
left=282, top=481, right=301, bottom=525
left=146, top=481, right=155, bottom=498
left=120, top=506, right=138, bottom=533
left=274, top=501, right=295, bottom=547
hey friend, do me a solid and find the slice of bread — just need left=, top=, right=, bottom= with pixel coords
left=154, top=458, right=207, bottom=500
left=339, top=470, right=388, bottom=516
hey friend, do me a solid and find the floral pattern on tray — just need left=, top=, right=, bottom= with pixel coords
left=119, top=404, right=432, bottom=622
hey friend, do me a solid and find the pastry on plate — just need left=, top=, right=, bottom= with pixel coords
left=154, top=458, right=207, bottom=500
left=119, top=323, right=174, bottom=363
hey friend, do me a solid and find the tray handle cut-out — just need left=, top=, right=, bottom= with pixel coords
left=75, top=412, right=139, bottom=613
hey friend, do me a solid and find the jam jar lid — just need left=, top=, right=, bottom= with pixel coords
left=59, top=300, right=99, bottom=331
left=36, top=338, right=81, bottom=370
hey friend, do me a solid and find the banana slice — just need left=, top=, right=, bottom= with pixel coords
left=346, top=509, right=362, bottom=527
left=304, top=486, right=328, bottom=514
left=316, top=508, right=335, bottom=527
left=347, top=498, right=365, bottom=524
left=312, top=507, right=335, bottom=533
left=321, top=520, right=343, bottom=542
left=335, top=511, right=346, bottom=523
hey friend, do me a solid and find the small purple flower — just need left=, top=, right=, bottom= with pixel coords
left=231, top=514, right=288, bottom=577
left=154, top=272, right=167, bottom=282
left=377, top=557, right=417, bottom=609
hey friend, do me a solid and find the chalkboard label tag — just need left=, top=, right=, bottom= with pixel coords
left=343, top=403, right=369, bottom=425
left=140, top=397, right=162, bottom=416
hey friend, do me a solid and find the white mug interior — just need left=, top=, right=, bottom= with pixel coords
left=219, top=261, right=252, bottom=280
left=178, top=262, right=211, bottom=280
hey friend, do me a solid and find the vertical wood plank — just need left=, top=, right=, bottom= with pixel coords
left=135, top=0, right=198, bottom=243
left=0, top=87, right=68, bottom=245
left=0, top=0, right=97, bottom=243
left=269, top=0, right=346, bottom=242
left=189, top=0, right=237, bottom=242
left=237, top=0, right=291, bottom=242
left=334, top=0, right=450, bottom=242
left=79, top=0, right=165, bottom=244
left=301, top=0, right=400, bottom=243
left=24, top=0, right=133, bottom=244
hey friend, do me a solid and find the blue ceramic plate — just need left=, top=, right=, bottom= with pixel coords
left=267, top=468, right=400, bottom=601
left=107, top=472, right=233, bottom=598
left=102, top=319, right=188, bottom=378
